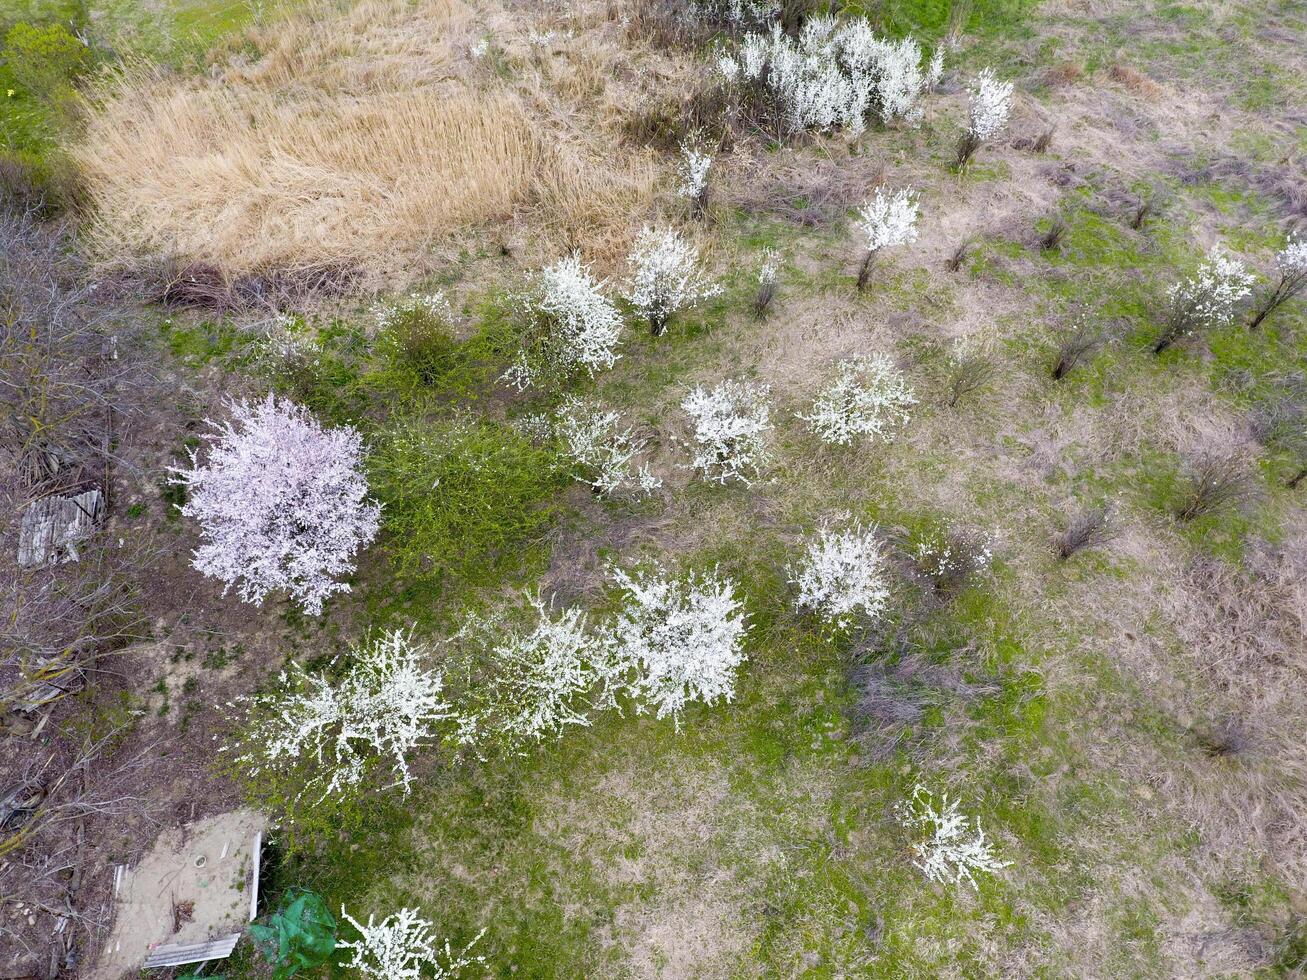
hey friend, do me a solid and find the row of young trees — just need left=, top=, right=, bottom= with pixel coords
left=165, top=13, right=1306, bottom=971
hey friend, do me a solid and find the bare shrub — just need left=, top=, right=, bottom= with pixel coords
left=945, top=241, right=969, bottom=272
left=1109, top=63, right=1162, bottom=98
left=729, top=155, right=885, bottom=228
left=1129, top=196, right=1153, bottom=229
left=1055, top=504, right=1115, bottom=560
left=847, top=645, right=998, bottom=761
left=1041, top=63, right=1082, bottom=87
left=1174, top=455, right=1254, bottom=523
left=1051, top=316, right=1104, bottom=380
left=1038, top=216, right=1067, bottom=252
left=943, top=337, right=996, bottom=408
left=1032, top=127, right=1054, bottom=153
left=1191, top=716, right=1255, bottom=759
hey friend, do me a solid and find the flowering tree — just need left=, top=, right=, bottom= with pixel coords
left=624, top=227, right=721, bottom=336
left=607, top=564, right=748, bottom=726
left=169, top=394, right=380, bottom=615
left=954, top=68, right=1013, bottom=169
left=798, top=354, right=916, bottom=444
left=1248, top=235, right=1307, bottom=330
left=681, top=379, right=773, bottom=485
left=553, top=397, right=661, bottom=498
left=1152, top=245, right=1254, bottom=353
left=676, top=141, right=712, bottom=217
left=227, top=630, right=458, bottom=798
left=455, top=593, right=623, bottom=748
left=853, top=186, right=920, bottom=290
left=896, top=785, right=1011, bottom=889
left=503, top=253, right=623, bottom=390
left=717, top=17, right=933, bottom=135
left=791, top=522, right=891, bottom=629
left=339, top=907, right=484, bottom=979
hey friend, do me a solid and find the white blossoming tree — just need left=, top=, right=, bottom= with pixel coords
left=896, top=785, right=1011, bottom=889
left=1153, top=245, right=1255, bottom=353
left=791, top=521, right=892, bottom=629
left=798, top=354, right=916, bottom=445
left=339, top=907, right=484, bottom=980
left=169, top=394, right=381, bottom=615
left=227, top=630, right=458, bottom=798
left=625, top=227, right=722, bottom=336
left=955, top=68, right=1013, bottom=169
left=677, top=140, right=712, bottom=217
left=553, top=396, right=661, bottom=498
left=607, top=564, right=749, bottom=726
left=503, top=253, right=623, bottom=390
left=681, top=379, right=773, bottom=485
left=455, top=593, right=623, bottom=748
left=854, top=186, right=920, bottom=290
left=1249, top=235, right=1307, bottom=330
left=717, top=18, right=934, bottom=135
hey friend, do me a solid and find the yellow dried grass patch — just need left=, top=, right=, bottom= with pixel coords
left=73, top=0, right=656, bottom=286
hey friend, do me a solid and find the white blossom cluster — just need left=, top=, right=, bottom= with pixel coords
left=966, top=68, right=1013, bottom=144
left=339, top=907, right=484, bottom=980
left=790, top=521, right=891, bottom=628
left=676, top=141, right=712, bottom=206
left=229, top=630, right=456, bottom=798
left=375, top=291, right=454, bottom=335
left=681, top=379, right=774, bottom=485
left=457, top=595, right=622, bottom=747
left=716, top=17, right=933, bottom=134
left=758, top=248, right=780, bottom=286
left=925, top=46, right=944, bottom=91
left=256, top=313, right=321, bottom=365
left=798, top=354, right=917, bottom=445
left=1167, top=246, right=1255, bottom=334
left=897, top=785, right=1012, bottom=889
left=855, top=186, right=920, bottom=256
left=625, top=227, right=722, bottom=336
left=503, top=253, right=624, bottom=390
left=607, top=564, right=749, bottom=725
left=1276, top=235, right=1307, bottom=277
left=554, top=396, right=661, bottom=498
left=169, top=394, right=380, bottom=615
left=693, top=0, right=779, bottom=27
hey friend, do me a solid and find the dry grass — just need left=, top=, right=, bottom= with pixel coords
left=74, top=0, right=658, bottom=287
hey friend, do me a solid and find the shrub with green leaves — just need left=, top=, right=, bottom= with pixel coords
left=375, top=293, right=462, bottom=389
left=3, top=22, right=88, bottom=103
left=369, top=418, right=564, bottom=586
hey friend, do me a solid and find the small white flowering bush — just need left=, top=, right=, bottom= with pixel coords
left=717, top=18, right=933, bottom=135
left=912, top=526, right=994, bottom=595
left=227, top=630, right=457, bottom=799
left=503, top=253, right=624, bottom=390
left=955, top=68, right=1013, bottom=169
left=625, top=227, right=722, bottom=336
left=455, top=593, right=623, bottom=748
left=854, top=186, right=920, bottom=289
left=607, top=564, right=749, bottom=726
left=1249, top=235, right=1307, bottom=330
left=339, top=907, right=484, bottom=980
left=791, top=521, right=891, bottom=629
left=554, top=396, right=661, bottom=498
left=897, top=785, right=1011, bottom=889
left=681, top=379, right=773, bottom=485
left=1153, top=245, right=1255, bottom=353
left=676, top=140, right=712, bottom=215
left=169, top=394, right=381, bottom=615
left=374, top=292, right=454, bottom=335
left=798, top=354, right=916, bottom=445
